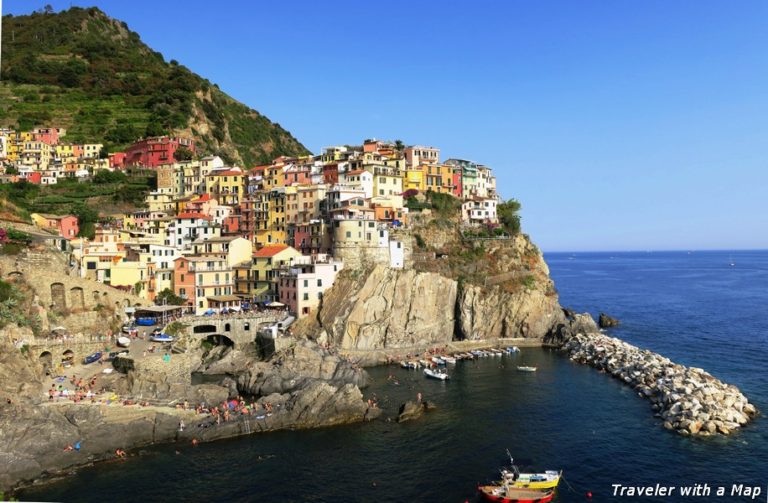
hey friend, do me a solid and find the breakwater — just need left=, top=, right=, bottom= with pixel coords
left=560, top=332, right=758, bottom=436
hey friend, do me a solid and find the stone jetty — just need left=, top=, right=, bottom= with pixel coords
left=561, top=332, right=758, bottom=437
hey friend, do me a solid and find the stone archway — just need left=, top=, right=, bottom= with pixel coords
left=202, top=334, right=235, bottom=348
left=51, top=283, right=66, bottom=309
left=8, top=271, right=23, bottom=281
left=62, top=349, right=74, bottom=365
left=40, top=351, right=53, bottom=372
left=70, top=287, right=84, bottom=310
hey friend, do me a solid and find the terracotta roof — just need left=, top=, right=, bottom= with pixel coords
left=176, top=212, right=210, bottom=220
left=345, top=169, right=368, bottom=176
left=253, top=244, right=291, bottom=257
left=191, top=194, right=211, bottom=202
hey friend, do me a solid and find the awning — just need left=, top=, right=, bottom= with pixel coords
left=207, top=295, right=242, bottom=303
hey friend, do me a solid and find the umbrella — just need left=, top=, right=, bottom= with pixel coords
left=51, top=326, right=67, bottom=333
left=266, top=301, right=285, bottom=308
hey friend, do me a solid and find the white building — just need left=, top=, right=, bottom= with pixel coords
left=461, top=198, right=498, bottom=224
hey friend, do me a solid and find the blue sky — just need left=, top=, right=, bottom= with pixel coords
left=5, top=1, right=768, bottom=251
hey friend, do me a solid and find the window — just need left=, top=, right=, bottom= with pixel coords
left=180, top=274, right=185, bottom=282
left=303, top=279, right=308, bottom=287
left=317, top=279, right=322, bottom=287
left=346, top=231, right=351, bottom=238
left=303, top=293, right=309, bottom=301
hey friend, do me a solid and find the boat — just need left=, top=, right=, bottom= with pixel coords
left=150, top=333, right=174, bottom=343
left=82, top=352, right=102, bottom=365
left=517, top=366, right=537, bottom=372
left=424, top=367, right=449, bottom=380
left=135, top=318, right=156, bottom=326
left=477, top=485, right=555, bottom=503
left=419, top=359, right=431, bottom=367
left=117, top=336, right=131, bottom=348
left=442, top=355, right=457, bottom=364
left=502, top=469, right=562, bottom=490
left=506, top=346, right=520, bottom=353
left=431, top=356, right=446, bottom=365
left=400, top=361, right=419, bottom=369
left=729, top=254, right=735, bottom=267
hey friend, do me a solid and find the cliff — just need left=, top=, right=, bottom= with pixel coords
left=302, top=231, right=570, bottom=352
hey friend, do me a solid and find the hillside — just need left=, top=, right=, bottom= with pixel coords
left=0, top=6, right=310, bottom=165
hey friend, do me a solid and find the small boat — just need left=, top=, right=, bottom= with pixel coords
left=400, top=361, right=419, bottom=369
left=83, top=352, right=102, bottom=365
left=442, top=355, right=457, bottom=364
left=424, top=367, right=449, bottom=380
left=150, top=333, right=174, bottom=343
left=477, top=485, right=555, bottom=503
left=506, top=346, right=520, bottom=353
left=419, top=359, right=431, bottom=367
left=517, top=366, right=537, bottom=372
left=117, top=336, right=131, bottom=348
left=432, top=356, right=446, bottom=365
left=491, top=349, right=503, bottom=356
left=502, top=469, right=562, bottom=490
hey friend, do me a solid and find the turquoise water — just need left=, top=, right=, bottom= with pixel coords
left=21, top=251, right=767, bottom=502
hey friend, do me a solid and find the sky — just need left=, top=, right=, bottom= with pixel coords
left=4, top=0, right=768, bottom=251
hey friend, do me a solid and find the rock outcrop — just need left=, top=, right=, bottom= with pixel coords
left=598, top=313, right=620, bottom=328
left=560, top=331, right=758, bottom=436
left=456, top=284, right=561, bottom=340
left=237, top=340, right=369, bottom=396
left=316, top=265, right=458, bottom=350
left=397, top=400, right=436, bottom=423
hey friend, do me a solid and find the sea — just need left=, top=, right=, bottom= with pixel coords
left=21, top=250, right=768, bottom=502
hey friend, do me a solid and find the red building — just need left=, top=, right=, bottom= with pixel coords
left=322, top=163, right=339, bottom=185
left=283, top=165, right=312, bottom=186
left=173, top=257, right=196, bottom=310
left=109, top=152, right=127, bottom=169
left=124, top=136, right=195, bottom=168
left=25, top=172, right=42, bottom=184
left=34, top=214, right=79, bottom=239
left=32, top=128, right=62, bottom=146
left=452, top=169, right=463, bottom=198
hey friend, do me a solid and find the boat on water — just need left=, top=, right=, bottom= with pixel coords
left=477, top=485, right=555, bottom=503
left=400, top=361, right=419, bottom=369
left=424, top=367, right=450, bottom=380
left=517, top=366, right=537, bottom=372
left=506, top=346, right=520, bottom=353
left=431, top=356, right=446, bottom=365
left=502, top=469, right=562, bottom=490
left=419, top=358, right=432, bottom=367
left=442, top=355, right=457, bottom=364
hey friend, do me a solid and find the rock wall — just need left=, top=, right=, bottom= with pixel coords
left=316, top=265, right=458, bottom=350
left=457, top=284, right=562, bottom=340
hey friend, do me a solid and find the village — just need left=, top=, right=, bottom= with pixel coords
left=0, top=129, right=502, bottom=318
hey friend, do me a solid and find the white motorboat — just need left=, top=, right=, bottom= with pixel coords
left=442, top=355, right=457, bottom=364
left=424, top=367, right=450, bottom=380
left=517, top=366, right=537, bottom=372
left=432, top=356, right=446, bottom=365
left=117, top=336, right=131, bottom=348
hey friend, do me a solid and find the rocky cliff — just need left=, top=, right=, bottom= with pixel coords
left=304, top=233, right=568, bottom=351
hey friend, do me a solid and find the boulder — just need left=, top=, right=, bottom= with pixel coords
left=598, top=313, right=620, bottom=328
left=397, top=400, right=435, bottom=423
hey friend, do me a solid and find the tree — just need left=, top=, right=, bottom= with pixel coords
left=498, top=199, right=522, bottom=235
left=5, top=166, right=18, bottom=175
left=155, top=288, right=184, bottom=306
left=173, top=147, right=194, bottom=162
left=394, top=139, right=405, bottom=152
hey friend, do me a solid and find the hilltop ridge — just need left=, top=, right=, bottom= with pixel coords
left=0, top=6, right=310, bottom=165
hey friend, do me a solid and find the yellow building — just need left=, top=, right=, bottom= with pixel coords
left=255, top=188, right=287, bottom=247
left=206, top=169, right=246, bottom=206
left=145, top=190, right=175, bottom=213
left=403, top=167, right=425, bottom=192
left=423, top=163, right=456, bottom=195
left=22, top=141, right=53, bottom=168
left=234, top=244, right=302, bottom=302
left=110, top=259, right=150, bottom=298
left=264, top=164, right=286, bottom=190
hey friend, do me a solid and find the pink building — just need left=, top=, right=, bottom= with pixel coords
left=34, top=214, right=79, bottom=239
left=283, top=165, right=312, bottom=186
left=124, top=136, right=195, bottom=168
left=277, top=255, right=343, bottom=317
left=452, top=169, right=463, bottom=198
left=32, top=128, right=62, bottom=146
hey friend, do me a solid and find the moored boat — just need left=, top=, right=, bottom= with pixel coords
left=517, top=366, right=537, bottom=372
left=117, top=336, right=131, bottom=348
left=432, top=356, right=446, bottom=365
left=502, top=469, right=562, bottom=490
left=423, top=367, right=449, bottom=380
left=442, top=355, right=457, bottom=364
left=477, top=485, right=555, bottom=503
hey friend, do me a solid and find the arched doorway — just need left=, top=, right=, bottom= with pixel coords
left=40, top=351, right=53, bottom=374
left=51, top=283, right=66, bottom=309
left=202, top=334, right=235, bottom=349
left=62, top=349, right=74, bottom=366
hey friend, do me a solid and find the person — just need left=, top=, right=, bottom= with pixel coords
left=416, top=392, right=422, bottom=403
left=163, top=353, right=170, bottom=363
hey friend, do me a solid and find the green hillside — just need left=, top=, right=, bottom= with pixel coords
left=0, top=6, right=310, bottom=165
